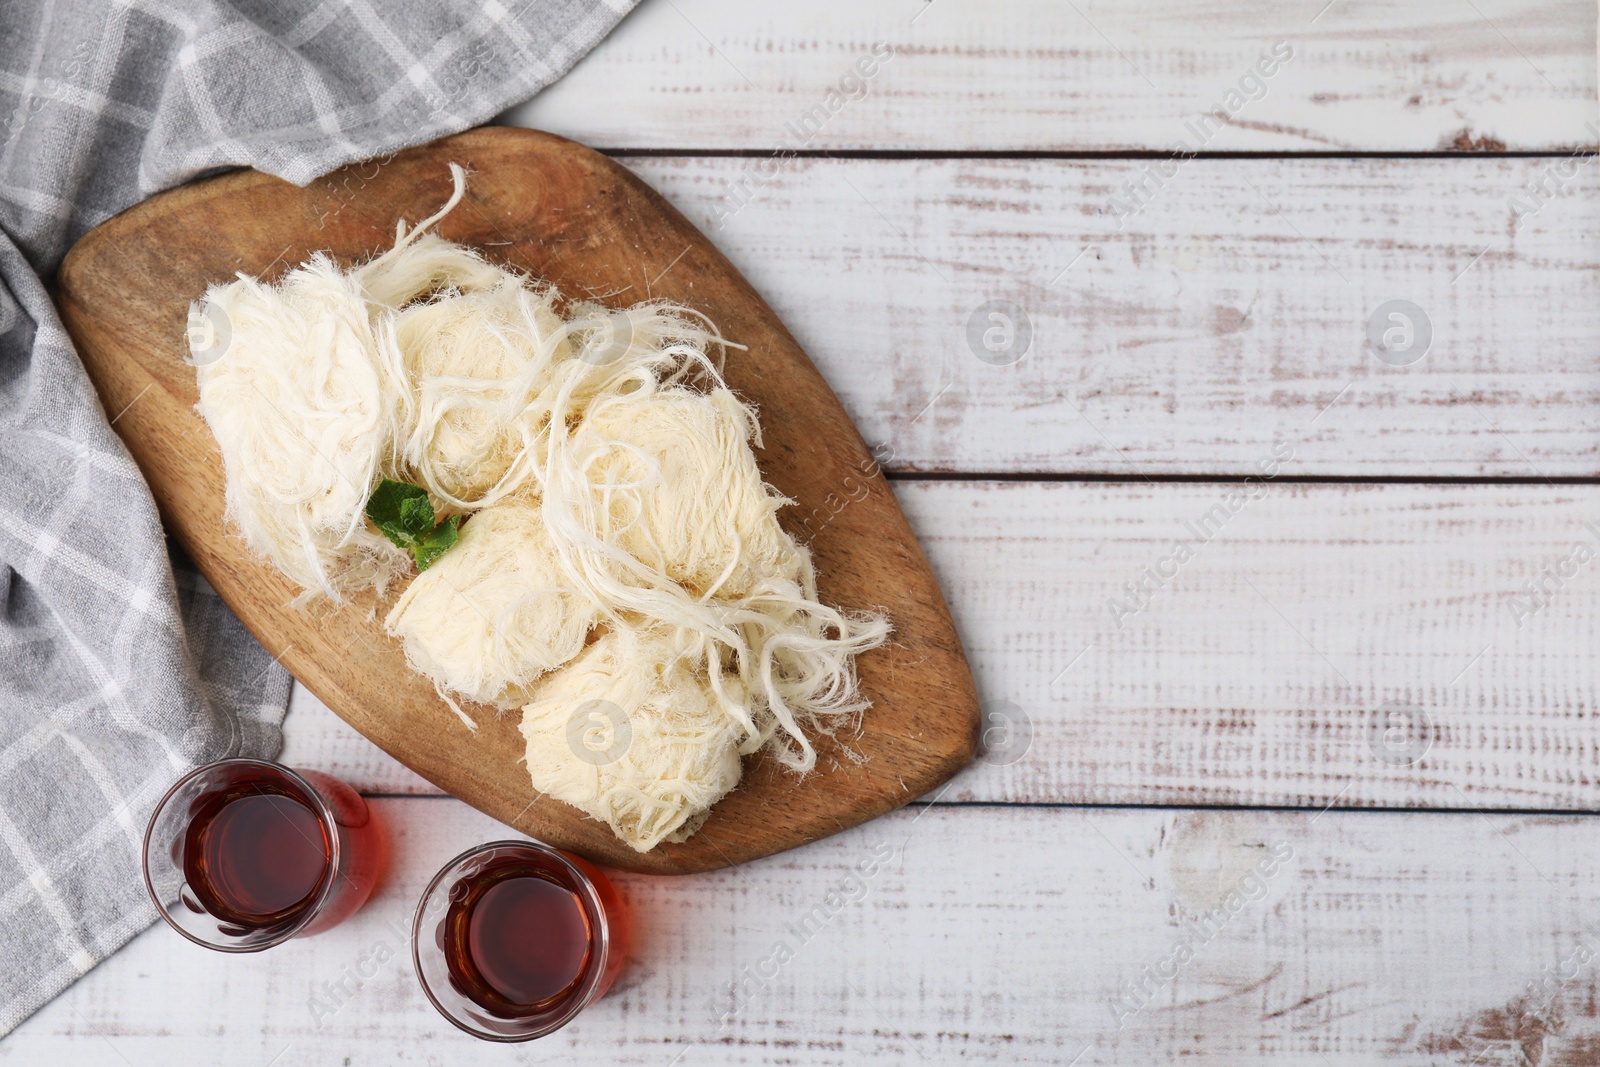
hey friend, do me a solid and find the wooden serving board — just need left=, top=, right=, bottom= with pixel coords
left=54, top=127, right=978, bottom=875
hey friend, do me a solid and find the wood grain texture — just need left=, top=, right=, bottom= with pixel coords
left=616, top=154, right=1600, bottom=477
left=504, top=0, right=1598, bottom=151
left=53, top=128, right=979, bottom=874
left=17, top=798, right=1600, bottom=1065
left=286, top=482, right=1600, bottom=811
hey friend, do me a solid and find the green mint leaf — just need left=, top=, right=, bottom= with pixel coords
left=412, top=514, right=460, bottom=571
left=366, top=479, right=434, bottom=549
left=367, top=479, right=459, bottom=571
left=398, top=493, right=434, bottom=538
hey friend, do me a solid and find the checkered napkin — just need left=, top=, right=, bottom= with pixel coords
left=0, top=0, right=635, bottom=1034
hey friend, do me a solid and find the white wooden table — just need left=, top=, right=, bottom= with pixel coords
left=14, top=1, right=1600, bottom=1063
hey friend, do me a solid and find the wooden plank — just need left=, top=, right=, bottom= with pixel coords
left=18, top=798, right=1600, bottom=1064
left=611, top=154, right=1600, bottom=477
left=503, top=0, right=1598, bottom=151
left=286, top=482, right=1600, bottom=811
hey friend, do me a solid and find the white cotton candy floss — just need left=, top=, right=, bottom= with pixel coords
left=193, top=255, right=413, bottom=598
left=191, top=163, right=889, bottom=850
left=395, top=278, right=571, bottom=507
left=573, top=384, right=800, bottom=599
left=384, top=499, right=598, bottom=715
left=520, top=627, right=748, bottom=852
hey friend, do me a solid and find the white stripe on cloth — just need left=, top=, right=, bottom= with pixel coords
left=0, top=510, right=177, bottom=629
left=0, top=804, right=96, bottom=974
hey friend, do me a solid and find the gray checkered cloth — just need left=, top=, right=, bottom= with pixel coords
left=0, top=0, right=635, bottom=1035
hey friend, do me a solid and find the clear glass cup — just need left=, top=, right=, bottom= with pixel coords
left=142, top=757, right=385, bottom=952
left=412, top=840, right=628, bottom=1041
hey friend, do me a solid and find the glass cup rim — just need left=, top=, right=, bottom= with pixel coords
left=141, top=756, right=345, bottom=953
left=410, top=838, right=615, bottom=1042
